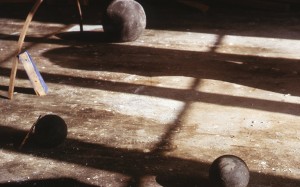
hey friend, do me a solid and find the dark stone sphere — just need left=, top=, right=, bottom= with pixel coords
left=209, top=155, right=250, bottom=187
left=104, top=0, right=146, bottom=42
left=31, top=114, right=68, bottom=148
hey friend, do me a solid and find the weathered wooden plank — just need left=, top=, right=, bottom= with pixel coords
left=18, top=51, right=48, bottom=96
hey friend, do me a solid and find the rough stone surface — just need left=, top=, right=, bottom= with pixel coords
left=0, top=1, right=300, bottom=187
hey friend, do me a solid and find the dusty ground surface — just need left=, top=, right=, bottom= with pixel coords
left=0, top=1, right=300, bottom=186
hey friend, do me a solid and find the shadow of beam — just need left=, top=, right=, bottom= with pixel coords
left=1, top=2, right=300, bottom=187
left=0, top=125, right=299, bottom=187
left=0, top=66, right=299, bottom=116
left=0, top=178, right=98, bottom=187
left=40, top=44, right=300, bottom=95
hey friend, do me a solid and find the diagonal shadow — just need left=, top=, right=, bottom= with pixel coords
left=0, top=178, right=98, bottom=187
left=0, top=125, right=299, bottom=187
left=1, top=2, right=300, bottom=187
left=0, top=125, right=211, bottom=187
left=1, top=65, right=300, bottom=116
left=40, top=44, right=300, bottom=95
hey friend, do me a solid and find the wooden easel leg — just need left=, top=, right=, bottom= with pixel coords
left=76, top=0, right=84, bottom=32
left=8, top=57, right=20, bottom=99
left=8, top=0, right=44, bottom=99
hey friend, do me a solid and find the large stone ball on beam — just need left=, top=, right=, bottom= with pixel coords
left=104, top=0, right=146, bottom=42
left=31, top=114, right=68, bottom=148
left=209, top=155, right=250, bottom=187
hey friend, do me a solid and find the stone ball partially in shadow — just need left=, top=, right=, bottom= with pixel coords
left=104, top=0, right=146, bottom=42
left=209, top=155, right=250, bottom=187
left=31, top=114, right=68, bottom=148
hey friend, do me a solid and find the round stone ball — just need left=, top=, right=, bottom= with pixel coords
left=32, top=114, right=68, bottom=148
left=209, top=155, right=250, bottom=187
left=104, top=0, right=146, bottom=42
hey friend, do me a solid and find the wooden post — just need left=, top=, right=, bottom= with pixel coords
left=19, top=115, right=42, bottom=150
left=8, top=0, right=44, bottom=99
left=76, top=0, right=84, bottom=32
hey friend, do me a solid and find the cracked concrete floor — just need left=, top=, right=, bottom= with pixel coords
left=0, top=1, right=300, bottom=187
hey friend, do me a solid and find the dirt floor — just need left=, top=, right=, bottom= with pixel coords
left=0, top=1, right=300, bottom=186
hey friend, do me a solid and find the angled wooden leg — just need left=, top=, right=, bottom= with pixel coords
left=8, top=0, right=44, bottom=99
left=76, top=0, right=84, bottom=32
